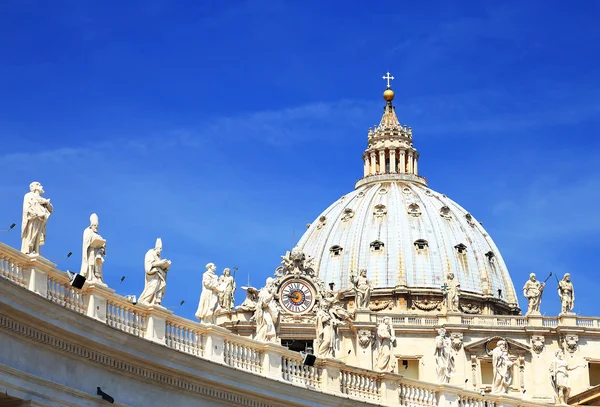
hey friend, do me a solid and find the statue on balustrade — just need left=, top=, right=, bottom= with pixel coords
left=253, top=277, right=279, bottom=343
left=21, top=181, right=53, bottom=255
left=195, top=263, right=221, bottom=323
left=238, top=285, right=258, bottom=312
left=444, top=272, right=460, bottom=313
left=558, top=273, right=575, bottom=314
left=321, top=283, right=353, bottom=323
left=315, top=302, right=337, bottom=358
left=375, top=316, right=397, bottom=372
left=491, top=340, right=514, bottom=394
left=434, top=328, right=455, bottom=383
left=80, top=213, right=107, bottom=284
left=218, top=268, right=236, bottom=313
left=550, top=349, right=585, bottom=406
left=139, top=238, right=171, bottom=306
left=523, top=273, right=545, bottom=316
left=350, top=269, right=372, bottom=309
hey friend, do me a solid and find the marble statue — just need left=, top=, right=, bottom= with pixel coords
left=492, top=340, right=514, bottom=394
left=238, top=286, right=258, bottom=312
left=375, top=316, right=397, bottom=372
left=80, top=213, right=106, bottom=284
left=195, top=263, right=221, bottom=324
left=435, top=328, right=455, bottom=383
left=315, top=302, right=337, bottom=358
left=218, top=268, right=236, bottom=313
left=321, top=284, right=353, bottom=323
left=139, top=238, right=171, bottom=306
left=444, top=272, right=460, bottom=312
left=253, top=277, right=279, bottom=343
left=523, top=273, right=545, bottom=315
left=350, top=269, right=372, bottom=309
left=550, top=350, right=584, bottom=405
left=558, top=273, right=574, bottom=314
left=21, top=181, right=53, bottom=255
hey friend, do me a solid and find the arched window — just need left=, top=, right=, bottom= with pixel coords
left=414, top=239, right=429, bottom=252
left=330, top=245, right=343, bottom=257
left=408, top=203, right=421, bottom=217
left=370, top=240, right=385, bottom=252
left=455, top=243, right=467, bottom=255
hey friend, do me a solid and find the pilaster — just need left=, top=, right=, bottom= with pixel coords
left=380, top=375, right=399, bottom=403
left=28, top=255, right=54, bottom=297
left=320, top=359, right=343, bottom=395
left=261, top=343, right=286, bottom=380
left=437, top=389, right=459, bottom=407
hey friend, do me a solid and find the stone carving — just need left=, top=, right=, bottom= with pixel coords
left=375, top=317, right=397, bottom=372
left=341, top=208, right=355, bottom=222
left=238, top=286, right=258, bottom=312
left=558, top=273, right=574, bottom=314
left=459, top=303, right=482, bottom=314
left=523, top=273, right=545, bottom=315
left=412, top=298, right=442, bottom=311
left=443, top=272, right=460, bottom=312
left=550, top=350, right=585, bottom=405
left=218, top=268, right=236, bottom=313
left=373, top=204, right=387, bottom=218
left=531, top=335, right=545, bottom=354
left=275, top=247, right=316, bottom=279
left=253, top=277, right=280, bottom=343
left=316, top=216, right=327, bottom=230
left=369, top=300, right=392, bottom=312
left=21, top=181, right=53, bottom=255
left=321, top=285, right=353, bottom=323
left=561, top=334, right=578, bottom=354
left=450, top=333, right=463, bottom=351
left=80, top=213, right=106, bottom=284
left=357, top=329, right=373, bottom=349
left=139, top=238, right=171, bottom=306
left=435, top=328, right=455, bottom=383
left=195, top=263, right=221, bottom=323
left=349, top=269, right=372, bottom=309
left=315, top=300, right=343, bottom=359
left=491, top=340, right=514, bottom=394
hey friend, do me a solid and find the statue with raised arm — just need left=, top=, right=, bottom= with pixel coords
left=195, top=263, right=221, bottom=323
left=80, top=213, right=106, bottom=284
left=550, top=349, right=584, bottom=405
left=558, top=273, right=574, bottom=314
left=253, top=277, right=279, bottom=343
left=315, top=301, right=337, bottom=358
left=350, top=269, right=372, bottom=309
left=238, top=286, right=258, bottom=312
left=139, top=238, right=171, bottom=306
left=523, top=273, right=545, bottom=315
left=218, top=268, right=236, bottom=313
left=375, top=316, right=397, bottom=372
left=492, top=340, right=514, bottom=394
left=444, top=272, right=460, bottom=312
left=435, top=328, right=455, bottom=383
left=21, top=181, right=53, bottom=255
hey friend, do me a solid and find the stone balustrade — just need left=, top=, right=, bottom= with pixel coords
left=0, top=242, right=575, bottom=407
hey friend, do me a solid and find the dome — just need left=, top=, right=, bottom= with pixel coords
left=296, top=180, right=518, bottom=306
left=293, top=74, right=519, bottom=313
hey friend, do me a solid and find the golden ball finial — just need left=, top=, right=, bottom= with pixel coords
left=383, top=88, right=395, bottom=102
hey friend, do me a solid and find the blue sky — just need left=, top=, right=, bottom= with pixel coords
left=1, top=1, right=599, bottom=318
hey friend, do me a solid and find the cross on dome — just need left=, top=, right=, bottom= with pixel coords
left=382, top=72, right=394, bottom=88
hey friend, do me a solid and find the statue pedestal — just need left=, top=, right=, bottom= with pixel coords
left=446, top=312, right=462, bottom=325
left=320, top=359, right=343, bottom=394
left=558, top=313, right=577, bottom=327
left=527, top=315, right=543, bottom=327
left=82, top=282, right=115, bottom=322
left=354, top=309, right=374, bottom=323
left=28, top=255, right=55, bottom=297
left=142, top=305, right=173, bottom=345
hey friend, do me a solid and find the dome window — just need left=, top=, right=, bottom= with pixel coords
left=378, top=188, right=388, bottom=195
left=316, top=216, right=327, bottom=230
left=370, top=240, right=385, bottom=251
left=341, top=208, right=355, bottom=222
left=485, top=251, right=495, bottom=261
left=440, top=206, right=452, bottom=219
left=465, top=213, right=475, bottom=227
left=373, top=204, right=387, bottom=218
left=402, top=187, right=411, bottom=195
left=408, top=203, right=421, bottom=217
left=414, top=239, right=429, bottom=252
left=329, top=245, right=343, bottom=257
left=455, top=243, right=467, bottom=255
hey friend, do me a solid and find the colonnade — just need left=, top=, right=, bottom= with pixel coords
left=363, top=148, right=419, bottom=177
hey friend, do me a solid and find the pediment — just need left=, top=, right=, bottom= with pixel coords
left=464, top=336, right=530, bottom=356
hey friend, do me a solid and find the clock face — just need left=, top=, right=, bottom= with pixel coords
left=281, top=280, right=314, bottom=314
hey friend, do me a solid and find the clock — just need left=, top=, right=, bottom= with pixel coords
left=280, top=280, right=315, bottom=314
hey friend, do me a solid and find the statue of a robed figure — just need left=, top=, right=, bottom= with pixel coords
left=80, top=213, right=106, bottom=284
left=21, top=182, right=53, bottom=255
left=139, top=238, right=171, bottom=306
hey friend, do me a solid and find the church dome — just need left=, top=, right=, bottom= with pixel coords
left=294, top=76, right=519, bottom=312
